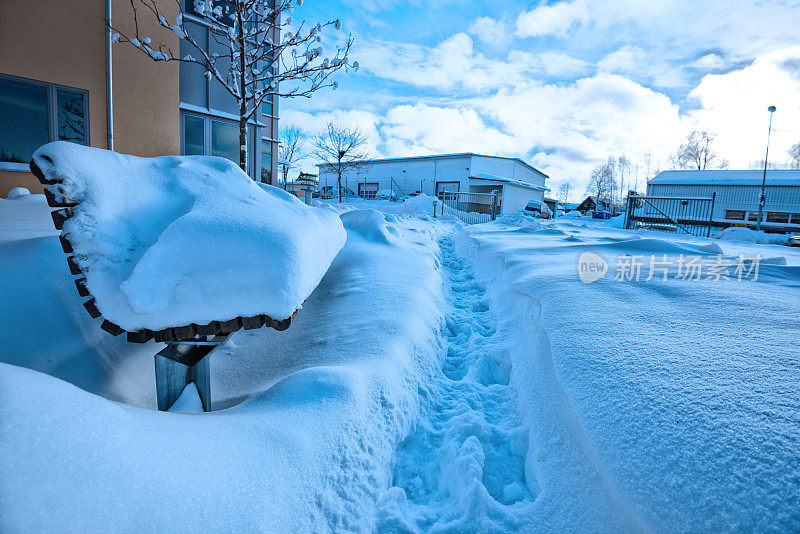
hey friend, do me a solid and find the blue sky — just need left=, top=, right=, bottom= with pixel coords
left=286, top=0, right=800, bottom=192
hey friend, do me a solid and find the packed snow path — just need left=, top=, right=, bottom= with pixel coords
left=377, top=236, right=533, bottom=531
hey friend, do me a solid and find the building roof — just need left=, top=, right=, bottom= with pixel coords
left=649, top=170, right=800, bottom=187
left=470, top=173, right=547, bottom=191
left=317, top=152, right=549, bottom=180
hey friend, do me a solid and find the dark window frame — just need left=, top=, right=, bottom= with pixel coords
left=181, top=110, right=259, bottom=178
left=0, top=73, right=89, bottom=171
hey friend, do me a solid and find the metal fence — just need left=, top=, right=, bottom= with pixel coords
left=624, top=194, right=716, bottom=237
left=438, top=191, right=499, bottom=224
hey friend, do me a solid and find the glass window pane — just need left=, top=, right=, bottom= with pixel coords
left=211, top=119, right=239, bottom=164
left=209, top=36, right=238, bottom=115
left=56, top=89, right=87, bottom=144
left=183, top=115, right=204, bottom=155
left=262, top=99, right=272, bottom=117
left=0, top=77, right=49, bottom=163
left=261, top=139, right=271, bottom=182
left=180, top=21, right=208, bottom=107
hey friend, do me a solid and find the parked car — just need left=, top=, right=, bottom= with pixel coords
left=316, top=185, right=356, bottom=199
left=523, top=200, right=553, bottom=218
left=591, top=210, right=612, bottom=219
left=400, top=192, right=421, bottom=202
left=375, top=189, right=399, bottom=201
left=788, top=235, right=800, bottom=247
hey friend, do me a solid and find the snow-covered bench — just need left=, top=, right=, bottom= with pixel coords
left=31, top=142, right=346, bottom=410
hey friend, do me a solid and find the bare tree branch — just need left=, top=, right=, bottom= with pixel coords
left=111, top=0, right=357, bottom=175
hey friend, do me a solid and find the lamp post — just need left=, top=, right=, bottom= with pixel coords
left=756, top=105, right=777, bottom=231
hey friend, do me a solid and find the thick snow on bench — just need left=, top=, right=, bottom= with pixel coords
left=32, top=142, right=346, bottom=331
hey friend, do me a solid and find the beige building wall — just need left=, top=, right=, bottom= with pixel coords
left=0, top=0, right=179, bottom=198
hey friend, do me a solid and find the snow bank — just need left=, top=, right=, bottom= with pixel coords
left=0, top=204, right=449, bottom=531
left=32, top=141, right=346, bottom=331
left=397, top=193, right=440, bottom=216
left=715, top=226, right=789, bottom=245
left=459, top=219, right=800, bottom=531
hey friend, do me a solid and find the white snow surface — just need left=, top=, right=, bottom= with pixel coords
left=715, top=226, right=789, bottom=245
left=0, top=201, right=454, bottom=531
left=31, top=141, right=346, bottom=330
left=458, top=213, right=800, bottom=531
left=2, top=194, right=799, bottom=532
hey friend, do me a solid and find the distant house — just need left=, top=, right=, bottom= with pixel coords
left=647, top=170, right=800, bottom=232
left=317, top=153, right=549, bottom=215
left=575, top=196, right=607, bottom=213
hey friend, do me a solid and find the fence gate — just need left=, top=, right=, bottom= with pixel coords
left=437, top=191, right=499, bottom=224
left=624, top=193, right=716, bottom=237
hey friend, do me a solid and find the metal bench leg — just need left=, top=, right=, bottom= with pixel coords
left=153, top=335, right=229, bottom=412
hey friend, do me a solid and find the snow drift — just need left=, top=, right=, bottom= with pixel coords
left=31, top=142, right=346, bottom=331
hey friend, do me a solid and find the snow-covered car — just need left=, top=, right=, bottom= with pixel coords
left=523, top=200, right=552, bottom=218
left=317, top=185, right=356, bottom=199
left=591, top=210, right=612, bottom=219
left=788, top=235, right=800, bottom=247
left=375, top=189, right=398, bottom=201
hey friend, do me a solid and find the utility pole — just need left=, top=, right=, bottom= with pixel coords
left=757, top=105, right=777, bottom=231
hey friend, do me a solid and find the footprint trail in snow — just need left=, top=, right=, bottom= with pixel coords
left=377, top=235, right=534, bottom=531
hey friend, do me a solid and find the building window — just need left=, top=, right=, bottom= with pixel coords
left=724, top=210, right=746, bottom=221
left=182, top=112, right=257, bottom=177
left=0, top=75, right=87, bottom=168
left=747, top=212, right=762, bottom=222
left=791, top=214, right=800, bottom=225
left=211, top=119, right=238, bottom=163
left=766, top=212, right=790, bottom=224
left=183, top=115, right=204, bottom=155
left=358, top=182, right=379, bottom=199
left=261, top=139, right=271, bottom=183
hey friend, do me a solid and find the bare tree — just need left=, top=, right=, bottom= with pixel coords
left=790, top=142, right=800, bottom=170
left=587, top=161, right=617, bottom=211
left=676, top=130, right=728, bottom=170
left=313, top=123, right=369, bottom=202
left=112, top=0, right=357, bottom=173
left=278, top=124, right=305, bottom=188
left=558, top=182, right=572, bottom=206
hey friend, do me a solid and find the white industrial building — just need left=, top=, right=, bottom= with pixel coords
left=317, top=153, right=549, bottom=215
left=647, top=170, right=800, bottom=232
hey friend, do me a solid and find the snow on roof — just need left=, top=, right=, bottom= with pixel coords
left=32, top=141, right=346, bottom=331
left=317, top=153, right=549, bottom=179
left=649, top=170, right=800, bottom=187
left=470, top=173, right=547, bottom=191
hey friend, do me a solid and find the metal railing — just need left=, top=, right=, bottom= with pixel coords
left=437, top=190, right=499, bottom=224
left=625, top=194, right=716, bottom=237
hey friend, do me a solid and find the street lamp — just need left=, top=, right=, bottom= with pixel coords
left=756, top=105, right=777, bottom=231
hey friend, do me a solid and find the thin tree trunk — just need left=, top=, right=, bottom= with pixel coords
left=237, top=7, right=248, bottom=175
left=337, top=164, right=342, bottom=202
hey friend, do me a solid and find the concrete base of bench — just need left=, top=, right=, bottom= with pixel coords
left=154, top=335, right=229, bottom=412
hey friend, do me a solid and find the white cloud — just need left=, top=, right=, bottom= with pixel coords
left=597, top=46, right=647, bottom=75
left=509, top=51, right=591, bottom=78
left=382, top=104, right=519, bottom=157
left=692, top=53, right=727, bottom=71
left=687, top=46, right=800, bottom=168
left=356, top=33, right=535, bottom=92
left=515, top=0, right=589, bottom=39
left=468, top=16, right=510, bottom=45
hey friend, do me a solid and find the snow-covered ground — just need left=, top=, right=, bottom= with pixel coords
left=1, top=188, right=798, bottom=531
left=458, top=213, right=800, bottom=532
